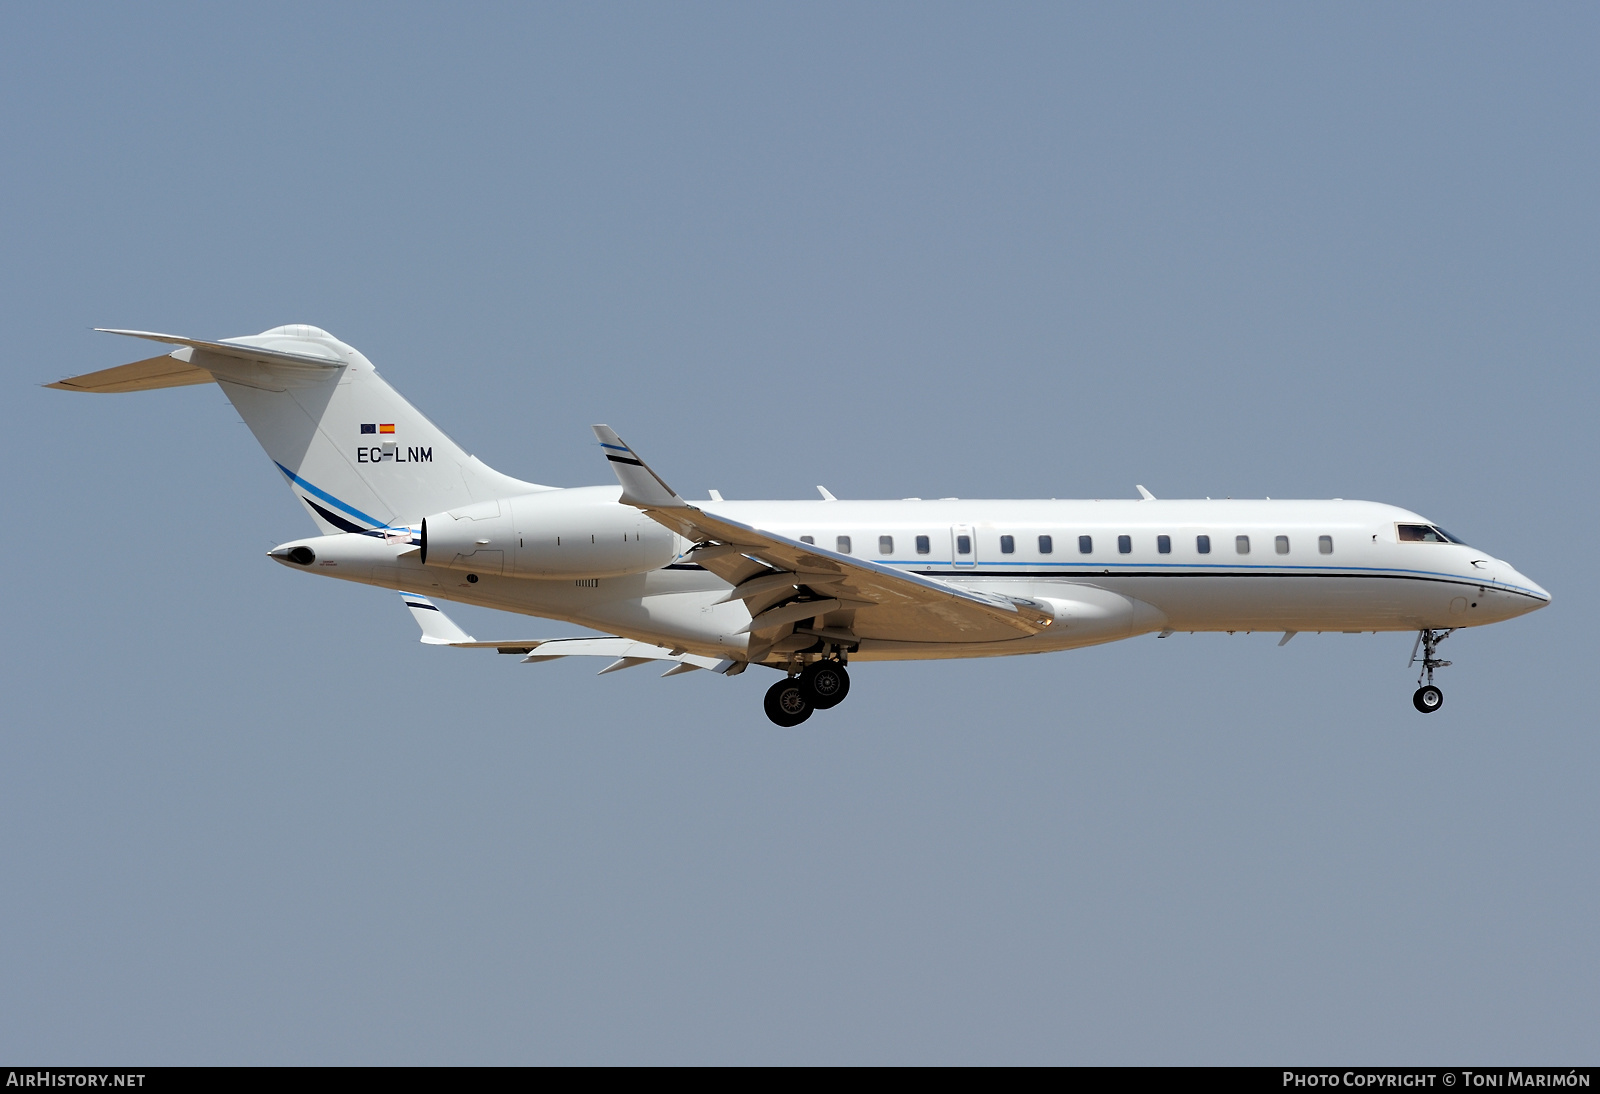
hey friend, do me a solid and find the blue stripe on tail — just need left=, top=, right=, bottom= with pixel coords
left=274, top=461, right=391, bottom=529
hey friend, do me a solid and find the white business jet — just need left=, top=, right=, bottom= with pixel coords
left=52, top=325, right=1550, bottom=724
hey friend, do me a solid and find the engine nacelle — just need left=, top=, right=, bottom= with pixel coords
left=421, top=486, right=678, bottom=578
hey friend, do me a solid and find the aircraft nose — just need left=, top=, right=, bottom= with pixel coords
left=1499, top=565, right=1551, bottom=612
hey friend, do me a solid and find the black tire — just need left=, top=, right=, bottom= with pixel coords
left=801, top=662, right=851, bottom=710
left=1413, top=685, right=1444, bottom=714
left=764, top=679, right=813, bottom=726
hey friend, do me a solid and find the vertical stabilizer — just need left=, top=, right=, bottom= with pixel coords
left=55, top=326, right=549, bottom=533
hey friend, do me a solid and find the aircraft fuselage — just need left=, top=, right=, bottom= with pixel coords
left=276, top=496, right=1548, bottom=662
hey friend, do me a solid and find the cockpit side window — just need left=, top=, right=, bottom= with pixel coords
left=1397, top=524, right=1453, bottom=544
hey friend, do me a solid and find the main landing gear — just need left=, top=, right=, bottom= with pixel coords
left=1410, top=628, right=1454, bottom=714
left=763, top=659, right=852, bottom=726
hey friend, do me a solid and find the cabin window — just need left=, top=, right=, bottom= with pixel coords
left=1196, top=534, right=1211, bottom=554
left=1319, top=535, right=1333, bottom=554
left=1275, top=535, right=1290, bottom=555
left=800, top=536, right=814, bottom=545
left=956, top=534, right=972, bottom=555
left=915, top=535, right=930, bottom=554
left=1117, top=535, right=1132, bottom=554
left=1038, top=534, right=1053, bottom=554
left=1236, top=535, right=1251, bottom=554
left=837, top=536, right=852, bottom=554
left=1079, top=535, right=1093, bottom=554
left=1157, top=535, right=1171, bottom=554
left=879, top=535, right=894, bottom=555
left=1000, top=535, right=1015, bottom=554
left=1397, top=524, right=1458, bottom=544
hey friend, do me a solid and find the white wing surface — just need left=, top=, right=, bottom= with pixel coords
left=397, top=593, right=733, bottom=675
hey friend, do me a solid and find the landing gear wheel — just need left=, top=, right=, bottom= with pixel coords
left=801, top=661, right=851, bottom=709
left=764, top=679, right=813, bottom=726
left=1409, top=629, right=1454, bottom=712
left=1413, top=685, right=1444, bottom=714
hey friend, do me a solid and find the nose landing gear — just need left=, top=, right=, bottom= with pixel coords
left=1413, top=684, right=1443, bottom=713
left=763, top=657, right=852, bottom=725
left=1410, top=628, right=1454, bottom=714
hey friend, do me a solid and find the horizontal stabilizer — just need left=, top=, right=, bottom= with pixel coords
left=95, top=328, right=345, bottom=368
left=51, top=329, right=344, bottom=396
left=46, top=353, right=212, bottom=394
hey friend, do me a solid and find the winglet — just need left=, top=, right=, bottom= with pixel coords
left=400, top=592, right=475, bottom=645
left=591, top=425, right=688, bottom=509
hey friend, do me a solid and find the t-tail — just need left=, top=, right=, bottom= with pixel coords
left=50, top=325, right=548, bottom=532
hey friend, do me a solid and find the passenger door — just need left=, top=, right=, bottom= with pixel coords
left=951, top=524, right=976, bottom=568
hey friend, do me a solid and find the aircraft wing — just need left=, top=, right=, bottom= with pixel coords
left=592, top=426, right=1056, bottom=647
left=398, top=593, right=735, bottom=675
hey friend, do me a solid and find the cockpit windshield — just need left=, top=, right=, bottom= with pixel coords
left=1397, top=523, right=1468, bottom=545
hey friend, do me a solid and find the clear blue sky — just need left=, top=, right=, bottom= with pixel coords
left=2, top=2, right=1595, bottom=1064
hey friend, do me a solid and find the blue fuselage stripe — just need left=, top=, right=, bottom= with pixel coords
left=865, top=559, right=1543, bottom=599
